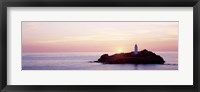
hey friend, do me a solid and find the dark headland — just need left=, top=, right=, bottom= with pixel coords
left=94, top=49, right=165, bottom=64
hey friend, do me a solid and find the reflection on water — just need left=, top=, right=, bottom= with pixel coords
left=22, top=52, right=178, bottom=70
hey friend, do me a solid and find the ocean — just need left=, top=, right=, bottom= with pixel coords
left=22, top=52, right=178, bottom=70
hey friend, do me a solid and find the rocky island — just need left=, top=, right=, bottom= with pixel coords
left=94, top=44, right=165, bottom=64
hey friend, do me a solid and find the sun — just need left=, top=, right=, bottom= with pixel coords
left=117, top=49, right=123, bottom=53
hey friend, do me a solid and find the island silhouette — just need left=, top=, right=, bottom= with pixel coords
left=94, top=44, right=165, bottom=64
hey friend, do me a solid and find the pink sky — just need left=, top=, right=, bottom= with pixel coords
left=22, top=22, right=178, bottom=53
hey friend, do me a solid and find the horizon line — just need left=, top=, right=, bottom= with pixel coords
left=22, top=51, right=178, bottom=53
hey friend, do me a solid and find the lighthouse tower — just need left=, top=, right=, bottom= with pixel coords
left=134, top=44, right=138, bottom=55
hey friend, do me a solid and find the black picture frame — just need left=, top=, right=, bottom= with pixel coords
left=0, top=0, right=199, bottom=92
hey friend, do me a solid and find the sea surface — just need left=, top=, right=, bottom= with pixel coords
left=22, top=52, right=178, bottom=70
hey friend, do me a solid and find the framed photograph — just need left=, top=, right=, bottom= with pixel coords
left=0, top=0, right=199, bottom=92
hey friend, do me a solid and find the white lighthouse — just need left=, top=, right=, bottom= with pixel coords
left=134, top=44, right=138, bottom=55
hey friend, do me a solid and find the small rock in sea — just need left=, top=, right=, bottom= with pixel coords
left=94, top=49, right=165, bottom=64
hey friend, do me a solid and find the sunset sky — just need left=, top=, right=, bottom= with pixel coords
left=22, top=22, right=178, bottom=53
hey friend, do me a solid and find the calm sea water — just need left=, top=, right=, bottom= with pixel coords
left=22, top=52, right=178, bottom=70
